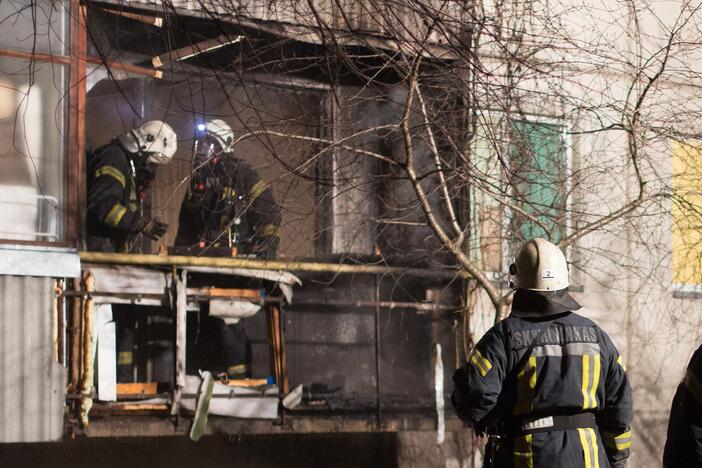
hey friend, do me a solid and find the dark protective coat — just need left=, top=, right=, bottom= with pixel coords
left=452, top=299, right=633, bottom=468
left=86, top=142, right=144, bottom=252
left=663, top=344, right=702, bottom=467
left=186, top=315, right=251, bottom=378
left=175, top=154, right=280, bottom=258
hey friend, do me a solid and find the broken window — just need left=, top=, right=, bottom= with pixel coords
left=0, top=0, right=68, bottom=242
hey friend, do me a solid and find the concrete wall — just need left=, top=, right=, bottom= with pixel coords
left=0, top=276, right=65, bottom=443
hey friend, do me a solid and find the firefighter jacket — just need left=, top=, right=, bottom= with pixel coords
left=175, top=154, right=280, bottom=258
left=186, top=316, right=251, bottom=379
left=664, top=344, right=702, bottom=467
left=86, top=142, right=144, bottom=252
left=452, top=292, right=633, bottom=468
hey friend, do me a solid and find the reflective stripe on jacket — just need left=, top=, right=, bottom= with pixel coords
left=86, top=142, right=144, bottom=252
left=175, top=154, right=280, bottom=256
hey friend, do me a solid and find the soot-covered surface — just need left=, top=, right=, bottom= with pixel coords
left=0, top=433, right=399, bottom=468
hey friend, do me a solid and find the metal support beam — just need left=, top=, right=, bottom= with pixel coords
left=79, top=252, right=471, bottom=281
left=289, top=298, right=457, bottom=312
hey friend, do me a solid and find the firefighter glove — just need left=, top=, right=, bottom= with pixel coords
left=141, top=217, right=169, bottom=240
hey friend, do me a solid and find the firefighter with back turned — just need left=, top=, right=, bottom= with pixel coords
left=452, top=238, right=633, bottom=467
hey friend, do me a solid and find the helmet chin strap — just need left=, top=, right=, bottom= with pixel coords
left=131, top=130, right=144, bottom=154
left=130, top=148, right=150, bottom=167
left=127, top=129, right=158, bottom=161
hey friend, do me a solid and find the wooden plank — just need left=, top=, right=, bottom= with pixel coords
left=91, top=403, right=170, bottom=414
left=116, top=382, right=158, bottom=396
left=266, top=306, right=279, bottom=389
left=0, top=47, right=70, bottom=65
left=66, top=1, right=86, bottom=245
left=86, top=57, right=163, bottom=79
left=266, top=305, right=288, bottom=393
left=0, top=48, right=162, bottom=79
left=119, top=404, right=169, bottom=411
left=225, top=379, right=269, bottom=388
left=277, top=305, right=289, bottom=394
left=186, top=287, right=260, bottom=300
left=152, top=34, right=243, bottom=68
left=98, top=6, right=163, bottom=27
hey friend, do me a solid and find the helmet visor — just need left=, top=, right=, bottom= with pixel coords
left=193, top=135, right=225, bottom=164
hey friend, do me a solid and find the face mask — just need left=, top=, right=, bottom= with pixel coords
left=193, top=135, right=225, bottom=166
left=135, top=160, right=158, bottom=191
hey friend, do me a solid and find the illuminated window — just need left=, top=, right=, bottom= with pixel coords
left=672, top=141, right=702, bottom=289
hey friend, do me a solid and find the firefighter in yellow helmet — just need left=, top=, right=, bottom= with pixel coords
left=451, top=238, right=633, bottom=467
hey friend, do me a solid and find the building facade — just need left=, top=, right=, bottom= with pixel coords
left=1, top=0, right=702, bottom=466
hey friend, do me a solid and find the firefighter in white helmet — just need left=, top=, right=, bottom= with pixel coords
left=175, top=118, right=280, bottom=260
left=175, top=118, right=281, bottom=381
left=87, top=120, right=177, bottom=252
left=452, top=238, right=633, bottom=468
left=86, top=121, right=178, bottom=384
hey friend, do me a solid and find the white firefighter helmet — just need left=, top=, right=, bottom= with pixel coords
left=120, top=120, right=177, bottom=164
left=509, top=238, right=569, bottom=291
left=200, top=118, right=234, bottom=152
